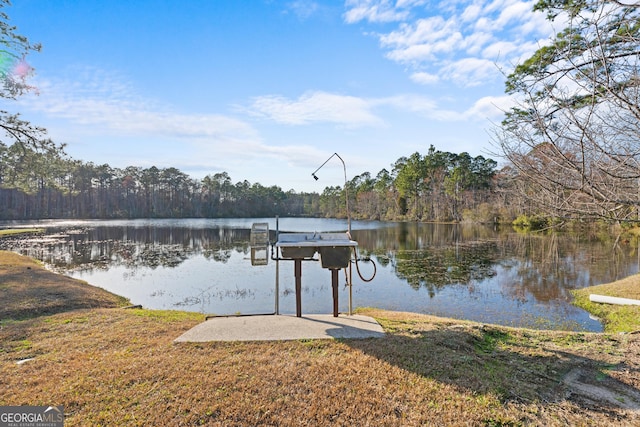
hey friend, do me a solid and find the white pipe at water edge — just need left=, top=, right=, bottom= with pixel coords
left=589, top=294, right=640, bottom=306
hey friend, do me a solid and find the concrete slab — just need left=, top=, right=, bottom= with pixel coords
left=174, top=314, right=385, bottom=342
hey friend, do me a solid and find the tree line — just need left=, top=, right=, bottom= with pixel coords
left=317, top=146, right=500, bottom=222
left=0, top=142, right=505, bottom=222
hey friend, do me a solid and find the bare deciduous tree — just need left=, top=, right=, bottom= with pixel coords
left=495, top=0, right=640, bottom=222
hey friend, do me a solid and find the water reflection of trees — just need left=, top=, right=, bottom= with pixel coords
left=0, top=226, right=252, bottom=273
left=392, top=242, right=498, bottom=296
left=498, top=233, right=579, bottom=304
left=354, top=222, right=498, bottom=252
left=353, top=224, right=500, bottom=297
left=352, top=223, right=640, bottom=302
left=2, top=222, right=638, bottom=305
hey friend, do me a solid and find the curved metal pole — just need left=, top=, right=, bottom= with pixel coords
left=311, top=152, right=350, bottom=234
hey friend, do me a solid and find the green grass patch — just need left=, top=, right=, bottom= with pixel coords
left=128, top=308, right=204, bottom=323
left=0, top=228, right=45, bottom=237
left=572, top=275, right=640, bottom=333
left=11, top=339, right=33, bottom=352
left=474, top=328, right=512, bottom=354
left=551, top=333, right=588, bottom=347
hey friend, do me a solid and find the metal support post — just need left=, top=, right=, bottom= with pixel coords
left=295, top=259, right=302, bottom=317
left=348, top=260, right=353, bottom=316
left=331, top=268, right=339, bottom=317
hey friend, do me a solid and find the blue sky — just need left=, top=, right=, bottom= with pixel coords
left=4, top=0, right=556, bottom=192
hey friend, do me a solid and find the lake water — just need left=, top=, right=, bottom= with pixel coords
left=2, top=217, right=638, bottom=332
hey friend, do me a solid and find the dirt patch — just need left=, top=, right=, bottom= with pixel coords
left=562, top=367, right=640, bottom=413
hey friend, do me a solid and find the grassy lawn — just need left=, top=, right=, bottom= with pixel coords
left=0, top=228, right=45, bottom=237
left=572, top=274, right=640, bottom=333
left=1, top=250, right=640, bottom=425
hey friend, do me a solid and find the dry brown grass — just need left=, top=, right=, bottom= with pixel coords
left=0, top=251, right=129, bottom=320
left=2, top=250, right=640, bottom=426
left=580, top=274, right=640, bottom=300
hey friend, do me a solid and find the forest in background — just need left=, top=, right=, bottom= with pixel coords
left=0, top=143, right=511, bottom=222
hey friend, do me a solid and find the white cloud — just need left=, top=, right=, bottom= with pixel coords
left=190, top=135, right=325, bottom=165
left=381, top=17, right=464, bottom=63
left=385, top=43, right=434, bottom=62
left=372, top=93, right=509, bottom=123
left=462, top=31, right=494, bottom=55
left=343, top=0, right=430, bottom=23
left=461, top=4, right=482, bottom=22
left=285, top=0, right=319, bottom=20
left=246, top=91, right=382, bottom=127
left=381, top=16, right=457, bottom=49
left=442, top=57, right=499, bottom=87
left=246, top=90, right=503, bottom=127
left=473, top=16, right=494, bottom=32
left=21, top=77, right=256, bottom=142
left=472, top=0, right=534, bottom=31
left=410, top=71, right=439, bottom=85
left=344, top=0, right=554, bottom=88
left=375, top=94, right=514, bottom=123
left=343, top=0, right=411, bottom=23
left=518, top=10, right=556, bottom=37
left=482, top=40, right=518, bottom=60
left=463, top=95, right=516, bottom=120
left=376, top=94, right=437, bottom=113
left=496, top=1, right=534, bottom=27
